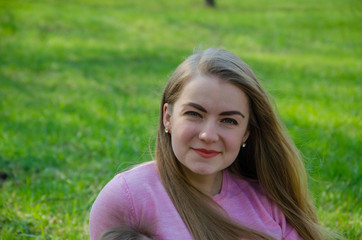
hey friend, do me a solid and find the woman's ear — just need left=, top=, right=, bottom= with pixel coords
left=242, top=130, right=250, bottom=144
left=163, top=103, right=172, bottom=131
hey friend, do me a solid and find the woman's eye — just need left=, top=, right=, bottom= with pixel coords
left=222, top=118, right=238, bottom=125
left=185, top=111, right=201, bottom=118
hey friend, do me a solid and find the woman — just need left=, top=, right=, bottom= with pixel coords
left=89, top=48, right=324, bottom=240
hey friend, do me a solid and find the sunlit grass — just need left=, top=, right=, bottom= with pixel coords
left=0, top=0, right=361, bottom=239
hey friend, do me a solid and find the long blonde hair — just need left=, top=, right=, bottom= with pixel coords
left=156, top=48, right=323, bottom=240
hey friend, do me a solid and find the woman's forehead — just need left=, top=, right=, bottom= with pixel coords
left=174, top=75, right=249, bottom=115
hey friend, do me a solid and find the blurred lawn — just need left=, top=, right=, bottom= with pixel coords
left=0, top=0, right=361, bottom=239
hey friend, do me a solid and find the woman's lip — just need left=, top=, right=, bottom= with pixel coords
left=193, top=148, right=220, bottom=158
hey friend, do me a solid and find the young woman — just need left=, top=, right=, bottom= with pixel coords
left=89, top=48, right=324, bottom=240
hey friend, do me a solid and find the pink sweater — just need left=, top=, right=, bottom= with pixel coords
left=89, top=161, right=301, bottom=240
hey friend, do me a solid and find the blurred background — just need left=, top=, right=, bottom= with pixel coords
left=0, top=0, right=361, bottom=239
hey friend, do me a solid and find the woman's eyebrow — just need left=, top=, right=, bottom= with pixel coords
left=185, top=102, right=207, bottom=112
left=185, top=102, right=245, bottom=118
left=220, top=111, right=245, bottom=118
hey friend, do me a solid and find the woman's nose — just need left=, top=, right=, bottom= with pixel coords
left=199, top=121, right=219, bottom=143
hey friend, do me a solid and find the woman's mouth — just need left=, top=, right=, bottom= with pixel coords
left=193, top=148, right=220, bottom=158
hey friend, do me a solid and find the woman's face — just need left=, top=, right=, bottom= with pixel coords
left=163, top=74, right=250, bottom=181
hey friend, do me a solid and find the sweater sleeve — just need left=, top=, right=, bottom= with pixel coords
left=89, top=174, right=137, bottom=240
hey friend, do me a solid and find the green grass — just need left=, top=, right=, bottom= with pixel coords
left=0, top=0, right=361, bottom=239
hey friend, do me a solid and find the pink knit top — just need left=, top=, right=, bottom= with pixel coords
left=89, top=161, right=301, bottom=240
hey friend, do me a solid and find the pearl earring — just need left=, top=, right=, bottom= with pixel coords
left=242, top=143, right=246, bottom=148
left=165, top=128, right=169, bottom=134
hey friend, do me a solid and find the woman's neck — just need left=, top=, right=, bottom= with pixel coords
left=182, top=168, right=223, bottom=196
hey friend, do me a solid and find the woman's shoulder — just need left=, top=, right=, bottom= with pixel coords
left=111, top=161, right=160, bottom=189
left=89, top=161, right=161, bottom=240
left=119, top=160, right=158, bottom=177
left=226, top=171, right=299, bottom=225
left=119, top=161, right=159, bottom=181
left=223, top=172, right=302, bottom=240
